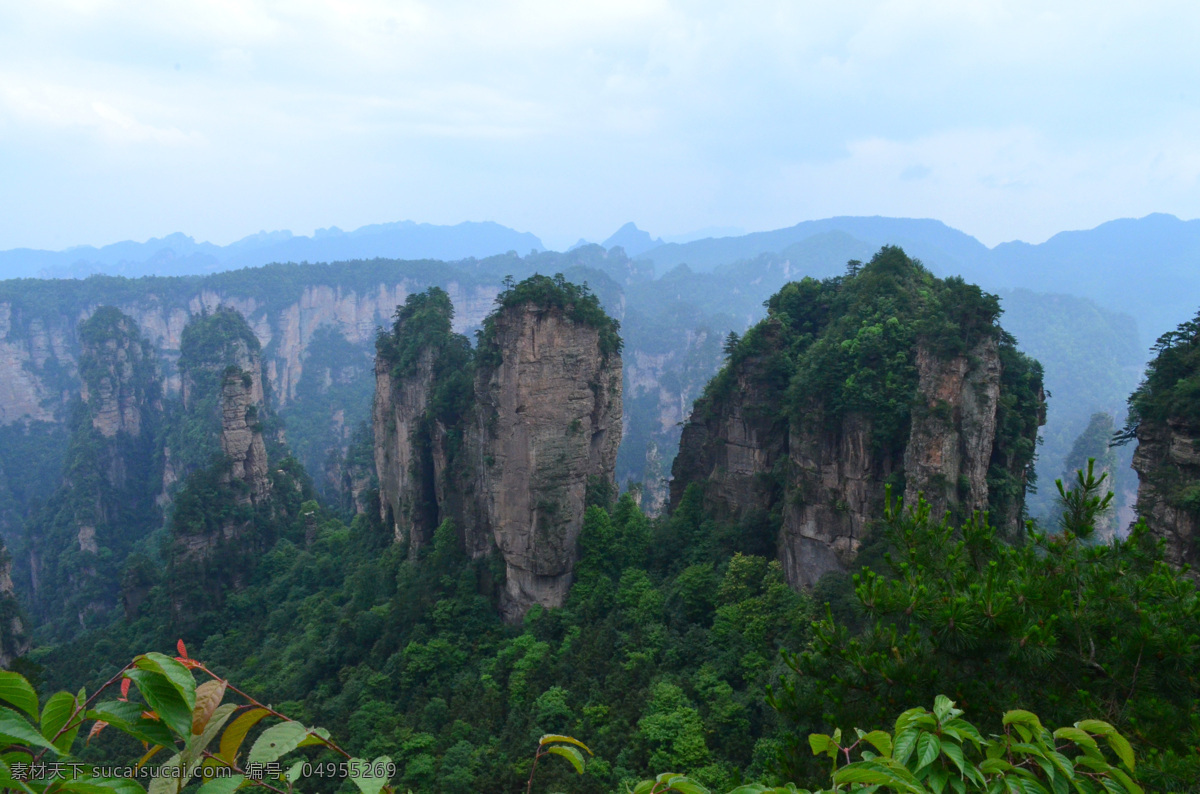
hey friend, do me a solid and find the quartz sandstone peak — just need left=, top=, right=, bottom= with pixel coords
left=373, top=279, right=622, bottom=621
left=671, top=249, right=1044, bottom=591
left=469, top=301, right=622, bottom=621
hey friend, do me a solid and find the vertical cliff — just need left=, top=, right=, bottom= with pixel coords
left=20, top=307, right=164, bottom=634
left=373, top=276, right=622, bottom=620
left=672, top=248, right=1045, bottom=590
left=165, top=307, right=307, bottom=624
left=0, top=539, right=29, bottom=667
left=1126, top=311, right=1200, bottom=574
left=373, top=289, right=473, bottom=553
left=469, top=287, right=623, bottom=620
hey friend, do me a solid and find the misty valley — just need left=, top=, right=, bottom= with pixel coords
left=0, top=221, right=1195, bottom=793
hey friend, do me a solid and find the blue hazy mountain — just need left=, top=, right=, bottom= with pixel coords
left=600, top=222, right=665, bottom=257
left=635, top=213, right=1199, bottom=346
left=0, top=221, right=544, bottom=280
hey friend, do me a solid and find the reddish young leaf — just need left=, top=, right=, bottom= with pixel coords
left=176, top=639, right=188, bottom=659
left=87, top=720, right=108, bottom=744
left=120, top=678, right=132, bottom=700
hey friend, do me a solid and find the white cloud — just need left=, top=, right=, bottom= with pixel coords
left=0, top=1, right=1198, bottom=248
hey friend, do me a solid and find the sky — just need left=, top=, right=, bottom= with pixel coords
left=2, top=1, right=1199, bottom=252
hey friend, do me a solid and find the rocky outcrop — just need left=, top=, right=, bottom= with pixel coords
left=1132, top=417, right=1200, bottom=573
left=375, top=347, right=440, bottom=550
left=79, top=309, right=158, bottom=439
left=17, top=307, right=164, bottom=634
left=671, top=250, right=1044, bottom=591
left=218, top=348, right=271, bottom=505
left=903, top=339, right=1001, bottom=520
left=0, top=546, right=29, bottom=667
left=373, top=279, right=623, bottom=620
left=468, top=303, right=622, bottom=621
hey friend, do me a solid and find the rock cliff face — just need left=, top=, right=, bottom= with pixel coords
left=468, top=303, right=622, bottom=620
left=176, top=307, right=274, bottom=508
left=1132, top=417, right=1200, bottom=573
left=671, top=249, right=1044, bottom=590
left=20, top=308, right=164, bottom=634
left=373, top=279, right=622, bottom=620
left=217, top=345, right=271, bottom=505
left=0, top=542, right=29, bottom=667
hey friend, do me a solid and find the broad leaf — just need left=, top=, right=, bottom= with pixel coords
left=893, top=729, right=919, bottom=766
left=538, top=734, right=593, bottom=754
left=0, top=673, right=39, bottom=720
left=0, top=706, right=61, bottom=753
left=349, top=755, right=392, bottom=794
left=247, top=721, right=308, bottom=764
left=218, top=707, right=269, bottom=763
left=188, top=704, right=237, bottom=759
left=916, top=732, right=942, bottom=771
left=125, top=671, right=192, bottom=738
left=862, top=730, right=892, bottom=758
left=546, top=745, right=585, bottom=774
left=40, top=692, right=82, bottom=752
left=190, top=681, right=226, bottom=736
left=133, top=655, right=195, bottom=714
left=1105, top=731, right=1135, bottom=771
left=196, top=774, right=243, bottom=794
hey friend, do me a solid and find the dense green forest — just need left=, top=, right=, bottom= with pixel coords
left=0, top=263, right=1189, bottom=793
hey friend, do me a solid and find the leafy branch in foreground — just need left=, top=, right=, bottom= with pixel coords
left=629, top=696, right=1142, bottom=794
left=0, top=646, right=1143, bottom=794
left=0, top=640, right=392, bottom=794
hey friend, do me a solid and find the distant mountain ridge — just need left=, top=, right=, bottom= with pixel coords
left=0, top=221, right=545, bottom=280
left=626, top=213, right=1200, bottom=345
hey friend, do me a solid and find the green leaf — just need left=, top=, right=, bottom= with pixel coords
left=148, top=753, right=185, bottom=794
left=1052, top=727, right=1098, bottom=752
left=1107, top=767, right=1142, bottom=794
left=285, top=761, right=304, bottom=784
left=187, top=704, right=237, bottom=759
left=941, top=741, right=966, bottom=775
left=217, top=707, right=269, bottom=763
left=247, top=721, right=308, bottom=765
left=928, top=766, right=949, bottom=794
left=1074, top=720, right=1113, bottom=737
left=538, top=733, right=593, bottom=754
left=1105, top=731, right=1134, bottom=771
left=863, top=730, right=892, bottom=758
left=0, top=706, right=61, bottom=753
left=894, top=729, right=919, bottom=766
left=40, top=692, right=81, bottom=752
left=0, top=673, right=39, bottom=720
left=546, top=745, right=585, bottom=774
left=349, top=756, right=392, bottom=794
left=663, top=778, right=709, bottom=794
left=917, top=732, right=942, bottom=771
left=196, top=774, right=243, bottom=794
left=808, top=734, right=831, bottom=756
left=933, top=695, right=955, bottom=721
left=1003, top=710, right=1041, bottom=728
left=125, top=671, right=192, bottom=738
left=133, top=654, right=196, bottom=714
left=86, top=702, right=175, bottom=748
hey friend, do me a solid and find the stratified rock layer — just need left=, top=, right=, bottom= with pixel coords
left=1132, top=417, right=1200, bottom=574
left=671, top=253, right=1043, bottom=591
left=468, top=306, right=622, bottom=620
left=373, top=285, right=622, bottom=621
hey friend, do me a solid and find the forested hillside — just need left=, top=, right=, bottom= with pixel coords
left=9, top=258, right=1198, bottom=793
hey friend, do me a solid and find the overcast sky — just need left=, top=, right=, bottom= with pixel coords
left=2, top=1, right=1199, bottom=251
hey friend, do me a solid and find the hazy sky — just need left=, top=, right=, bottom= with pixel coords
left=2, top=1, right=1199, bottom=251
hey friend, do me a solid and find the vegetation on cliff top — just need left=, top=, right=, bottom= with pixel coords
left=477, top=273, right=623, bottom=367
left=1123, top=308, right=1200, bottom=431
